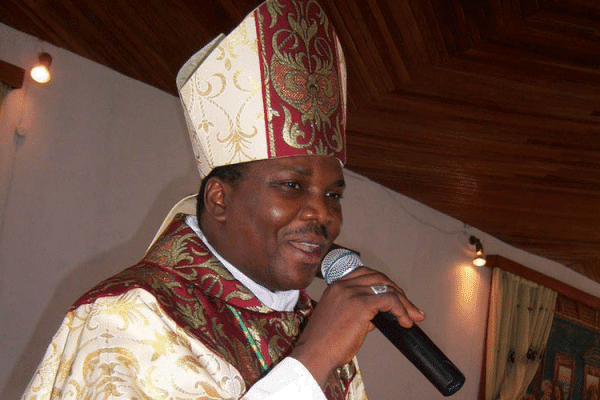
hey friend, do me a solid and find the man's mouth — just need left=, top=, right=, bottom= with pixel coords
left=289, top=240, right=322, bottom=253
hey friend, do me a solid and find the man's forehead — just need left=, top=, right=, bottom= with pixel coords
left=245, top=156, right=345, bottom=182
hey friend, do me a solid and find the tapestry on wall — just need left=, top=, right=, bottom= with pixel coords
left=525, top=296, right=600, bottom=400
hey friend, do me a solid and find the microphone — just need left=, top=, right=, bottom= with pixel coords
left=321, top=248, right=466, bottom=397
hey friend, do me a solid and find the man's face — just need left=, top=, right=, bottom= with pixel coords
left=219, top=155, right=345, bottom=291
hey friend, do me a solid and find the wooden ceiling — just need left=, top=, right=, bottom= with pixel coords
left=1, top=0, right=599, bottom=284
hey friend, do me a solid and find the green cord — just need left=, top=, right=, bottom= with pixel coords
left=227, top=305, right=269, bottom=373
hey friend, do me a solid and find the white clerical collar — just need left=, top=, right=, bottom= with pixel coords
left=185, top=215, right=300, bottom=312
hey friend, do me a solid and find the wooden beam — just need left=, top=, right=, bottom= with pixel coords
left=0, top=59, right=25, bottom=89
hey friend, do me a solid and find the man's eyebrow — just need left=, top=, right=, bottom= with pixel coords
left=334, top=179, right=346, bottom=188
left=290, top=166, right=312, bottom=176
left=287, top=166, right=346, bottom=187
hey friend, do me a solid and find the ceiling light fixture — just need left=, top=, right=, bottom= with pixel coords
left=30, top=52, right=52, bottom=84
left=469, top=236, right=486, bottom=267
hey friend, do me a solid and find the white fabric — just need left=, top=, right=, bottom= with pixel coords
left=178, top=13, right=268, bottom=177
left=176, top=1, right=347, bottom=178
left=148, top=194, right=198, bottom=251
left=246, top=358, right=325, bottom=399
left=485, top=268, right=557, bottom=400
left=22, top=289, right=246, bottom=400
left=186, top=215, right=300, bottom=312
left=21, top=288, right=366, bottom=400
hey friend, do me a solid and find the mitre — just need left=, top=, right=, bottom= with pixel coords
left=176, top=0, right=347, bottom=177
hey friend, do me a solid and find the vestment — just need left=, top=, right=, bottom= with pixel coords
left=21, top=215, right=367, bottom=400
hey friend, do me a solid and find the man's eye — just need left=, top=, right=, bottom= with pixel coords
left=282, top=181, right=301, bottom=190
left=327, top=192, right=343, bottom=201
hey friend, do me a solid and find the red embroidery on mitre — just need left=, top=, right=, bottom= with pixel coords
left=255, top=0, right=346, bottom=163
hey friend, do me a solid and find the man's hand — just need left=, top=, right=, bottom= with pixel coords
left=290, top=266, right=425, bottom=388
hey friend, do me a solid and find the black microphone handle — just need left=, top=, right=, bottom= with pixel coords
left=371, top=312, right=466, bottom=397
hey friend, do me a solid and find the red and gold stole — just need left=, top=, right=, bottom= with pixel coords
left=73, top=215, right=356, bottom=399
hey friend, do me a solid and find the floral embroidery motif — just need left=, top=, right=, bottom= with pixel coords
left=257, top=0, right=345, bottom=159
left=69, top=214, right=355, bottom=399
left=177, top=0, right=346, bottom=177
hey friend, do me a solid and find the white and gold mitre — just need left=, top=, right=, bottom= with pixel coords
left=176, top=0, right=347, bottom=177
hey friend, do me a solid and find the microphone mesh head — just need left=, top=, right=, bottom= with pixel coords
left=321, top=248, right=363, bottom=284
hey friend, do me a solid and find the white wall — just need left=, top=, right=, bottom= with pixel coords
left=0, top=24, right=199, bottom=399
left=306, top=171, right=600, bottom=399
left=2, top=23, right=599, bottom=400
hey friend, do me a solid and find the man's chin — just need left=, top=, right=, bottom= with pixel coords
left=295, top=265, right=321, bottom=289
left=274, top=268, right=320, bottom=292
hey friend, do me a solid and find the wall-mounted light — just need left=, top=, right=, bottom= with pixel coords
left=469, top=236, right=486, bottom=266
left=30, top=52, right=53, bottom=84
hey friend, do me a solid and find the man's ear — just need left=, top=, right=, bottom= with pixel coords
left=203, top=178, right=228, bottom=223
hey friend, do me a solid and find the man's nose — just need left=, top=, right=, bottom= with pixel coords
left=299, top=193, right=332, bottom=225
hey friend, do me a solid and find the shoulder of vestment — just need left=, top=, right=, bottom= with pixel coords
left=72, top=214, right=315, bottom=315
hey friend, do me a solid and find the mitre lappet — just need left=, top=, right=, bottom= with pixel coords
left=176, top=0, right=348, bottom=178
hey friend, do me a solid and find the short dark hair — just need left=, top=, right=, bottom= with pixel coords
left=196, top=162, right=249, bottom=219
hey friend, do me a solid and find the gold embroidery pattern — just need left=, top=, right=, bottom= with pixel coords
left=22, top=290, right=245, bottom=399
left=22, top=215, right=364, bottom=399
left=177, top=0, right=346, bottom=178
left=181, top=15, right=266, bottom=176
left=259, top=0, right=345, bottom=157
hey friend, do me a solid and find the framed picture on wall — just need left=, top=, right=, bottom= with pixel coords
left=483, top=256, right=600, bottom=400
left=584, top=365, right=600, bottom=400
left=554, top=353, right=574, bottom=400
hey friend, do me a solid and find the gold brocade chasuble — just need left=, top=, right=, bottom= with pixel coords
left=72, top=215, right=357, bottom=399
